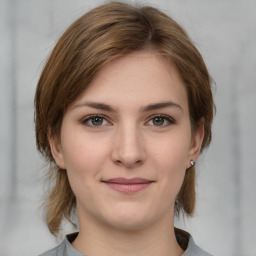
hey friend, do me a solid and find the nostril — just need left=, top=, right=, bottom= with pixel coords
left=114, top=158, right=145, bottom=168
left=110, top=132, right=146, bottom=167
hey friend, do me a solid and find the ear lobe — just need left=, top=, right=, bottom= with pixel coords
left=187, top=121, right=205, bottom=167
left=48, top=131, right=66, bottom=169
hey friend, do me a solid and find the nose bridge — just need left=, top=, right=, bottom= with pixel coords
left=111, top=120, right=146, bottom=167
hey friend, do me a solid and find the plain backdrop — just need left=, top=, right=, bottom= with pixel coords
left=0, top=0, right=256, bottom=255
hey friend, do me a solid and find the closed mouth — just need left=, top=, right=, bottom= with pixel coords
left=102, top=177, right=154, bottom=193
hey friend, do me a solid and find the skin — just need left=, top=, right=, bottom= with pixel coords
left=49, top=51, right=204, bottom=256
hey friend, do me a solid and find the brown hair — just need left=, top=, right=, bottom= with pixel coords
left=35, top=1, right=214, bottom=236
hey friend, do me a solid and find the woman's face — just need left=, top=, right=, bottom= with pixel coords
left=49, top=51, right=204, bottom=231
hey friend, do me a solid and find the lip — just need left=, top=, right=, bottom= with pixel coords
left=102, top=177, right=154, bottom=194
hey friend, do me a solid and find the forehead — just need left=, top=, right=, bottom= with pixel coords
left=70, top=51, right=188, bottom=112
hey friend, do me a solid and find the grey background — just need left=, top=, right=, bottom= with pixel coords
left=0, top=0, right=256, bottom=255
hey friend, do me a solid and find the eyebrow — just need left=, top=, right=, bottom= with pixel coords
left=140, top=101, right=183, bottom=113
left=72, top=101, right=183, bottom=113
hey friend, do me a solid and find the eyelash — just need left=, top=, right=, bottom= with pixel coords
left=147, top=114, right=175, bottom=127
left=81, top=114, right=110, bottom=128
left=81, top=114, right=175, bottom=128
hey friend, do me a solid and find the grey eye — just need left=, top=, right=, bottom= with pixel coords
left=152, top=117, right=165, bottom=126
left=91, top=117, right=104, bottom=126
left=82, top=115, right=109, bottom=127
left=148, top=115, right=175, bottom=127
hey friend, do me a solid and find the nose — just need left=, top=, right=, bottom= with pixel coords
left=111, top=123, right=146, bottom=168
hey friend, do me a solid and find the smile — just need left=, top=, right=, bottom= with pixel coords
left=102, top=177, right=154, bottom=194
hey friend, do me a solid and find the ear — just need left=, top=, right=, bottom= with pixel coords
left=48, top=130, right=66, bottom=169
left=187, top=120, right=205, bottom=169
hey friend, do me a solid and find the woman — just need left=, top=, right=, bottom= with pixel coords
left=35, top=2, right=214, bottom=255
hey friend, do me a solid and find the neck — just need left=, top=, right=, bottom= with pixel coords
left=72, top=211, right=184, bottom=256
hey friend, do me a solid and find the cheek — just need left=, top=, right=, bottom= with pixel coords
left=150, top=131, right=191, bottom=170
left=60, top=131, right=114, bottom=196
left=62, top=131, right=109, bottom=171
left=148, top=132, right=191, bottom=195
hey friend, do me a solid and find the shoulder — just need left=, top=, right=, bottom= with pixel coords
left=39, top=240, right=66, bottom=256
left=39, top=233, right=80, bottom=256
left=175, top=228, right=213, bottom=256
left=183, top=236, right=213, bottom=256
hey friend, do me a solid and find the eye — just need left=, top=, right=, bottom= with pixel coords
left=81, top=115, right=109, bottom=127
left=147, top=115, right=175, bottom=127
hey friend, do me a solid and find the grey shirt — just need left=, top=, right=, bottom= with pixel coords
left=40, top=229, right=212, bottom=256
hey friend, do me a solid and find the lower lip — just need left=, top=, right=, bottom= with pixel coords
left=103, top=182, right=152, bottom=193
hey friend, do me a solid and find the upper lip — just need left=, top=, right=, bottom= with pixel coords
left=103, top=177, right=153, bottom=184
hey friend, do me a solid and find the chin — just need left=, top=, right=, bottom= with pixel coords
left=101, top=207, right=156, bottom=232
left=107, top=217, right=151, bottom=231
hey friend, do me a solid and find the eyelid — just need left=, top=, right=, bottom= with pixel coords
left=146, top=114, right=176, bottom=126
left=81, top=114, right=111, bottom=127
left=80, top=113, right=175, bottom=127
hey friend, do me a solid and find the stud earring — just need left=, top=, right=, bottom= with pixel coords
left=186, top=160, right=195, bottom=172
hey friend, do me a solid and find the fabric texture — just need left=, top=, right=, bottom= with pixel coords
left=39, top=229, right=213, bottom=256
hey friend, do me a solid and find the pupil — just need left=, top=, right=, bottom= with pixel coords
left=153, top=117, right=164, bottom=126
left=92, top=117, right=103, bottom=126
